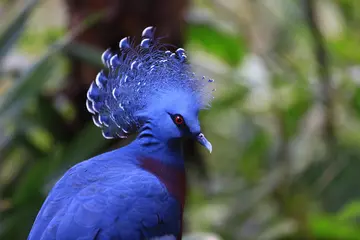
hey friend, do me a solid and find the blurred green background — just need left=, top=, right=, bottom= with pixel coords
left=1, top=0, right=360, bottom=239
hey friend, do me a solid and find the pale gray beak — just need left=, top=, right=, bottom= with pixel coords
left=196, top=132, right=212, bottom=153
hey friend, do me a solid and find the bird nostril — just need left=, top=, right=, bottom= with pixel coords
left=195, top=132, right=212, bottom=153
left=192, top=132, right=202, bottom=138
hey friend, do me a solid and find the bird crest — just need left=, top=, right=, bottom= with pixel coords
left=86, top=26, right=215, bottom=139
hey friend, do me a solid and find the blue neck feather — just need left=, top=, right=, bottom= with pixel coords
left=134, top=120, right=185, bottom=168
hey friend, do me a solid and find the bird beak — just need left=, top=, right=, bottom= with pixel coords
left=196, top=132, right=212, bottom=153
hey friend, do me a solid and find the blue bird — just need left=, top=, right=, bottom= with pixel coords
left=28, top=26, right=215, bottom=240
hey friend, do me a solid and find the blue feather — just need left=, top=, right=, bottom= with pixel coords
left=28, top=148, right=182, bottom=240
left=86, top=26, right=215, bottom=139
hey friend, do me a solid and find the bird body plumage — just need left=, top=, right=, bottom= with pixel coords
left=28, top=141, right=183, bottom=240
left=28, top=26, right=214, bottom=240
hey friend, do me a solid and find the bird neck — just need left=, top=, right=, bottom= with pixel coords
left=131, top=122, right=187, bottom=210
left=134, top=121, right=185, bottom=168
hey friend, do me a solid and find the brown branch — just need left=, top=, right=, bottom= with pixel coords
left=303, top=0, right=335, bottom=145
left=304, top=0, right=345, bottom=215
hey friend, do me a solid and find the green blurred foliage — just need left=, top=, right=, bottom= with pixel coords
left=2, top=0, right=360, bottom=239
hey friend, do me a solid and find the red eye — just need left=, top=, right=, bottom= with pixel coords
left=175, top=115, right=184, bottom=125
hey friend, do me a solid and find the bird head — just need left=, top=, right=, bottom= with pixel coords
left=86, top=26, right=214, bottom=153
left=136, top=90, right=212, bottom=152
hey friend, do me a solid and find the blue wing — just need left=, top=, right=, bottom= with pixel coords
left=28, top=155, right=181, bottom=240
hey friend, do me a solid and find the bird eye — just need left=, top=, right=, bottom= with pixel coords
left=174, top=114, right=184, bottom=125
